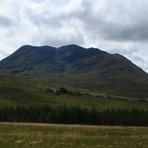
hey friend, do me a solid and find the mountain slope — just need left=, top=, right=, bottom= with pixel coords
left=0, top=44, right=148, bottom=98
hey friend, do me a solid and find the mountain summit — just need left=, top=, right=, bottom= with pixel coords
left=0, top=44, right=148, bottom=98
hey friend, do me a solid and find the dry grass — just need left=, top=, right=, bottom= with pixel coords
left=0, top=122, right=148, bottom=148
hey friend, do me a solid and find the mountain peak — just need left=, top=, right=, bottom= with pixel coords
left=0, top=44, right=147, bottom=98
left=58, top=44, right=83, bottom=49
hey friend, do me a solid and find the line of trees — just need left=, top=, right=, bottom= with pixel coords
left=0, top=105, right=147, bottom=126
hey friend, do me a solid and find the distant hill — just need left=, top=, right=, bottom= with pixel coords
left=0, top=44, right=148, bottom=98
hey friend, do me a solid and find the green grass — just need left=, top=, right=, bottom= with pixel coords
left=0, top=123, right=148, bottom=148
left=0, top=74, right=148, bottom=110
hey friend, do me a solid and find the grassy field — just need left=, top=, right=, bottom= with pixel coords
left=0, top=123, right=148, bottom=148
left=0, top=74, right=148, bottom=111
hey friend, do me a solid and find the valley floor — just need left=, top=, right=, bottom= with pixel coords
left=0, top=122, right=148, bottom=148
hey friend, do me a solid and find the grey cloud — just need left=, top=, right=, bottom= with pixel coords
left=22, top=1, right=85, bottom=46
left=23, top=2, right=72, bottom=28
left=40, top=30, right=85, bottom=47
left=101, top=20, right=148, bottom=42
left=0, top=15, right=14, bottom=27
left=72, top=0, right=148, bottom=42
left=130, top=54, right=145, bottom=63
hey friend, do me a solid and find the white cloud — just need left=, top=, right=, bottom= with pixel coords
left=0, top=0, right=148, bottom=72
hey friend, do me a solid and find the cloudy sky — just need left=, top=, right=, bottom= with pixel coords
left=0, top=0, right=148, bottom=72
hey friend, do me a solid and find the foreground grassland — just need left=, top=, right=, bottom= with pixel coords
left=0, top=123, right=148, bottom=148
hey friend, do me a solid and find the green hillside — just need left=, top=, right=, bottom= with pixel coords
left=0, top=74, right=147, bottom=111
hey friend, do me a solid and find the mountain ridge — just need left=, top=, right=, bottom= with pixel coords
left=0, top=44, right=148, bottom=98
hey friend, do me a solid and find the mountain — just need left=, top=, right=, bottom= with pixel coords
left=0, top=44, right=148, bottom=98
